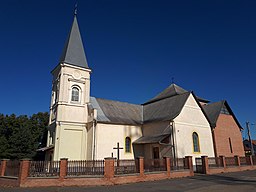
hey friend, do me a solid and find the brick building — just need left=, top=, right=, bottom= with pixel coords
left=203, top=101, right=244, bottom=157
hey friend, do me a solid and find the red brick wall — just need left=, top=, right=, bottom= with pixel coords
left=213, top=114, right=244, bottom=157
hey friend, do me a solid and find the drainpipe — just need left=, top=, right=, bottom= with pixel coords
left=171, top=121, right=177, bottom=161
left=92, top=109, right=98, bottom=161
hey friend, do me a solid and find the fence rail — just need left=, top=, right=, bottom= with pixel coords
left=114, top=159, right=139, bottom=175
left=67, top=160, right=104, bottom=176
left=29, top=161, right=60, bottom=177
left=208, top=157, right=223, bottom=168
left=240, top=156, right=250, bottom=166
left=144, top=159, right=166, bottom=173
left=4, top=160, right=20, bottom=177
left=225, top=157, right=237, bottom=167
left=253, top=156, right=256, bottom=165
left=170, top=158, right=188, bottom=170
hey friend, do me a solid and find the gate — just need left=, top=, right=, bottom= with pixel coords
left=195, top=158, right=203, bottom=173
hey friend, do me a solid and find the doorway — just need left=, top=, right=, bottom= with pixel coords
left=153, top=147, right=160, bottom=159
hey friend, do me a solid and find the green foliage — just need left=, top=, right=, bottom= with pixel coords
left=0, top=112, right=49, bottom=160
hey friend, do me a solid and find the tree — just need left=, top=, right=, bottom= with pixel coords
left=0, top=112, right=49, bottom=160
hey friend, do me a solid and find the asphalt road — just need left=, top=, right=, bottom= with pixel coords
left=1, top=170, right=256, bottom=192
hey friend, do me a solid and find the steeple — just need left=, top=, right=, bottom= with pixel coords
left=59, top=14, right=89, bottom=69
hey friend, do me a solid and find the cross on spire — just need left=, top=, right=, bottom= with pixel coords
left=171, top=77, right=175, bottom=84
left=74, top=2, right=78, bottom=16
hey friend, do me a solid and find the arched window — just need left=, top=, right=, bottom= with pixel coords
left=71, top=87, right=79, bottom=102
left=125, top=137, right=131, bottom=153
left=192, top=132, right=200, bottom=153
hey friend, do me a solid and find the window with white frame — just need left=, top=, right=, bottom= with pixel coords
left=71, top=87, right=79, bottom=102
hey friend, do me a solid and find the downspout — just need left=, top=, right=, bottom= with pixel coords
left=211, top=127, right=217, bottom=157
left=92, top=109, right=98, bottom=161
left=171, top=121, right=176, bottom=161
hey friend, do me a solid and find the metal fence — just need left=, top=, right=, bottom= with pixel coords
left=252, top=156, right=256, bottom=165
left=170, top=158, right=188, bottom=171
left=4, top=160, right=20, bottom=177
left=67, top=160, right=104, bottom=176
left=225, top=157, right=237, bottom=167
left=29, top=161, right=60, bottom=177
left=195, top=158, right=203, bottom=173
left=144, top=159, right=166, bottom=173
left=114, top=159, right=139, bottom=175
left=208, top=157, right=223, bottom=168
left=240, top=156, right=251, bottom=166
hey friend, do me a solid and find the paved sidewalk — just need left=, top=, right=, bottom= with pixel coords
left=1, top=170, right=256, bottom=192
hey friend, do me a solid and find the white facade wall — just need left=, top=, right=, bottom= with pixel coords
left=95, top=123, right=142, bottom=160
left=174, top=93, right=215, bottom=163
left=48, top=63, right=92, bottom=161
left=54, top=123, right=87, bottom=160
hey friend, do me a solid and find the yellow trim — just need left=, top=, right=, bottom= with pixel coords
left=192, top=132, right=201, bottom=154
left=125, top=136, right=132, bottom=153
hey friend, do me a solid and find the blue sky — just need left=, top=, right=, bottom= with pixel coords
left=0, top=0, right=256, bottom=138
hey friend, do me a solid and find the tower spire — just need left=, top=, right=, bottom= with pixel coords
left=59, top=8, right=89, bottom=69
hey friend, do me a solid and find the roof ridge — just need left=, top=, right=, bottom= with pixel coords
left=93, top=97, right=141, bottom=107
left=143, top=91, right=190, bottom=105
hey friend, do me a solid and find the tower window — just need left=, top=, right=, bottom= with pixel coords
left=71, top=87, right=79, bottom=102
left=192, top=132, right=200, bottom=153
left=125, top=137, right=131, bottom=153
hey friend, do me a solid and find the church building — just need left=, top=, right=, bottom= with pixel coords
left=45, top=14, right=243, bottom=163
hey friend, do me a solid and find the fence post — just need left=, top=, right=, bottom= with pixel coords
left=18, top=159, right=30, bottom=186
left=104, top=157, right=115, bottom=179
left=234, top=155, right=240, bottom=167
left=59, top=158, right=68, bottom=180
left=164, top=157, right=171, bottom=177
left=185, top=156, right=194, bottom=176
left=249, top=155, right=253, bottom=166
left=220, top=156, right=226, bottom=169
left=201, top=156, right=209, bottom=174
left=138, top=156, right=144, bottom=177
left=0, top=159, right=8, bottom=176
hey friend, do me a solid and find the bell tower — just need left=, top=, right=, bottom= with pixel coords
left=47, top=13, right=92, bottom=160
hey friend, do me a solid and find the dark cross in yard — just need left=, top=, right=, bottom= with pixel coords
left=113, top=142, right=123, bottom=160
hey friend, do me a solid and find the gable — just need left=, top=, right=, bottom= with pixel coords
left=203, top=100, right=242, bottom=129
left=174, top=93, right=210, bottom=127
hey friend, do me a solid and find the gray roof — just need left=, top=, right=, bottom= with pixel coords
left=90, top=92, right=191, bottom=125
left=90, top=84, right=209, bottom=125
left=203, top=100, right=242, bottom=129
left=90, top=97, right=143, bottom=125
left=144, top=84, right=188, bottom=104
left=133, top=133, right=170, bottom=144
left=59, top=15, right=89, bottom=69
left=202, top=101, right=224, bottom=127
left=143, top=92, right=190, bottom=123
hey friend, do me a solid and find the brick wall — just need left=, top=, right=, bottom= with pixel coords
left=213, top=114, right=244, bottom=157
left=0, top=157, right=193, bottom=188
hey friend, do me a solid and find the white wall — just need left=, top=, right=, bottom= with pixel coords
left=174, top=93, right=215, bottom=164
left=95, top=123, right=142, bottom=160
left=49, top=63, right=91, bottom=161
left=53, top=123, right=87, bottom=160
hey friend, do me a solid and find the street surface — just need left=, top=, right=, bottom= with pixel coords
left=1, top=170, right=256, bottom=192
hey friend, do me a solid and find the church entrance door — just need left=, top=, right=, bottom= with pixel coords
left=153, top=147, right=160, bottom=159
